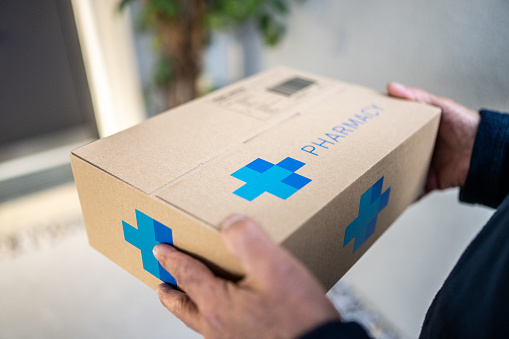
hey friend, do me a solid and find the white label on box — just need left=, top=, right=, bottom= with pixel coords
left=209, top=72, right=340, bottom=120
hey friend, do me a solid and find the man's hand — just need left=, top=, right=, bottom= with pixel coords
left=153, top=215, right=340, bottom=339
left=387, top=83, right=481, bottom=193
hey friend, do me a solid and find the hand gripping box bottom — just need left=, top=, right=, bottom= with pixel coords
left=71, top=67, right=440, bottom=291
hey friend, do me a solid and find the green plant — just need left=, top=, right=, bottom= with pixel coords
left=119, top=0, right=300, bottom=108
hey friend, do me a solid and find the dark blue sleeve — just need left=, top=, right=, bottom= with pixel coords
left=459, top=109, right=509, bottom=208
left=419, top=108, right=509, bottom=339
left=298, top=321, right=371, bottom=339
left=420, top=175, right=509, bottom=338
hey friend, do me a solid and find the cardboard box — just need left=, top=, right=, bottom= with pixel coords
left=71, top=67, right=440, bottom=290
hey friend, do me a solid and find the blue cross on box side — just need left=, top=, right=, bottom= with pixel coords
left=343, top=177, right=391, bottom=252
left=122, top=209, right=176, bottom=285
left=231, top=157, right=312, bottom=201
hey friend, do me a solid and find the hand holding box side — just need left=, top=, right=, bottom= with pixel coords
left=387, top=82, right=480, bottom=194
left=153, top=215, right=342, bottom=339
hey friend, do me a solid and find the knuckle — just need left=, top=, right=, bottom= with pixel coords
left=175, top=294, right=193, bottom=314
left=173, top=256, right=197, bottom=280
left=181, top=274, right=199, bottom=290
left=201, top=307, right=225, bottom=330
left=159, top=250, right=178, bottom=271
left=178, top=263, right=215, bottom=294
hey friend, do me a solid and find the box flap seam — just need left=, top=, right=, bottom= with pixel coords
left=148, top=111, right=302, bottom=196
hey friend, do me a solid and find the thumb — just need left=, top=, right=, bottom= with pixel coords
left=220, top=214, right=284, bottom=281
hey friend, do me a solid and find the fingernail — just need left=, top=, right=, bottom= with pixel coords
left=391, top=82, right=406, bottom=90
left=153, top=243, right=176, bottom=258
left=221, top=213, right=246, bottom=230
left=153, top=245, right=160, bottom=258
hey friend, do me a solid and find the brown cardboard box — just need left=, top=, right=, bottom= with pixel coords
left=71, top=67, right=440, bottom=290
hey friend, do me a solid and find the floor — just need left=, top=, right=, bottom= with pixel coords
left=0, top=184, right=201, bottom=339
left=0, top=183, right=493, bottom=338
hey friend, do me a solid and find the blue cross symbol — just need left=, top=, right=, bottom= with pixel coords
left=343, top=177, right=391, bottom=252
left=231, top=157, right=312, bottom=201
left=122, top=209, right=176, bottom=285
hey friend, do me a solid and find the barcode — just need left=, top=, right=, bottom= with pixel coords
left=268, top=77, right=315, bottom=96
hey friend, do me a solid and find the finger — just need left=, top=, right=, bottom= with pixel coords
left=425, top=167, right=439, bottom=194
left=157, top=283, right=203, bottom=333
left=220, top=214, right=286, bottom=282
left=388, top=82, right=476, bottom=119
left=153, top=244, right=221, bottom=304
left=387, top=82, right=438, bottom=105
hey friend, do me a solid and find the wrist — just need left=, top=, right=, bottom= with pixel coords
left=458, top=110, right=481, bottom=187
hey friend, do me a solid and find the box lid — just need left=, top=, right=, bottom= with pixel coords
left=73, top=67, right=440, bottom=242
left=73, top=68, right=339, bottom=193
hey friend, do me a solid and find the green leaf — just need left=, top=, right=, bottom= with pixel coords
left=151, top=36, right=164, bottom=51
left=270, top=0, right=288, bottom=14
left=258, top=13, right=286, bottom=46
left=206, top=0, right=262, bottom=27
left=117, top=0, right=134, bottom=13
left=152, top=0, right=180, bottom=20
left=136, top=6, right=154, bottom=31
left=153, top=56, right=173, bottom=87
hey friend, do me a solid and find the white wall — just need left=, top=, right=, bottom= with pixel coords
left=254, top=1, right=507, bottom=337
left=260, top=0, right=509, bottom=111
